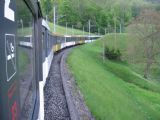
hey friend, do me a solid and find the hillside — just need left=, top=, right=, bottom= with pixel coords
left=146, top=0, right=160, bottom=3
left=67, top=35, right=160, bottom=120
left=48, top=22, right=92, bottom=35
left=99, top=34, right=160, bottom=81
left=40, top=0, right=150, bottom=34
left=89, top=0, right=147, bottom=8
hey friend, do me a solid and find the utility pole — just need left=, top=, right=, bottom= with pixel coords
left=108, top=23, right=110, bottom=34
left=105, top=28, right=107, bottom=35
left=120, top=23, right=122, bottom=33
left=114, top=14, right=117, bottom=49
left=83, top=26, right=84, bottom=35
left=53, top=5, right=56, bottom=33
left=102, top=34, right=105, bottom=62
left=72, top=25, right=74, bottom=35
left=46, top=15, right=48, bottom=22
left=103, top=39, right=105, bottom=62
left=89, top=20, right=91, bottom=41
left=98, top=28, right=100, bottom=35
left=66, top=22, right=68, bottom=35
left=20, top=19, right=24, bottom=35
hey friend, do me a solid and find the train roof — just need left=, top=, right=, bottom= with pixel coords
left=42, top=19, right=50, bottom=30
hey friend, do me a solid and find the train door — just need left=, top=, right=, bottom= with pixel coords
left=42, top=31, right=45, bottom=62
left=0, top=0, right=19, bottom=119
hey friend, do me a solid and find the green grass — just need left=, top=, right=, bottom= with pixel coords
left=48, top=22, right=93, bottom=35
left=18, top=27, right=32, bottom=36
left=18, top=48, right=30, bottom=76
left=18, top=22, right=91, bottom=36
left=98, top=33, right=129, bottom=54
left=67, top=39, right=160, bottom=120
left=89, top=0, right=148, bottom=8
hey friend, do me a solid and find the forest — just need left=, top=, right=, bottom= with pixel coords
left=40, top=0, right=154, bottom=34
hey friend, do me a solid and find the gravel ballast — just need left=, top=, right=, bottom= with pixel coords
left=44, top=51, right=70, bottom=120
left=44, top=48, right=94, bottom=120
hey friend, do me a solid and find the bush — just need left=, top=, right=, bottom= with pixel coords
left=104, top=46, right=121, bottom=60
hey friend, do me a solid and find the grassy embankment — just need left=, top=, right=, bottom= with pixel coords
left=48, top=22, right=92, bottom=35
left=18, top=23, right=91, bottom=36
left=67, top=34, right=160, bottom=120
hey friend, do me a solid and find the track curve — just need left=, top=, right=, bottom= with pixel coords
left=44, top=50, right=71, bottom=120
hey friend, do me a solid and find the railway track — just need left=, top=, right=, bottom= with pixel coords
left=44, top=50, right=71, bottom=120
left=44, top=47, right=93, bottom=120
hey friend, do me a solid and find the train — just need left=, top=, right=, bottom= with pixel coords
left=0, top=0, right=101, bottom=120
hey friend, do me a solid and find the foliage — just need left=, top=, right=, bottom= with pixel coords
left=40, top=0, right=148, bottom=34
left=128, top=8, right=160, bottom=79
left=99, top=33, right=160, bottom=81
left=40, top=0, right=54, bottom=20
left=104, top=46, right=121, bottom=60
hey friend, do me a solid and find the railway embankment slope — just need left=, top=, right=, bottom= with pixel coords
left=67, top=35, right=160, bottom=120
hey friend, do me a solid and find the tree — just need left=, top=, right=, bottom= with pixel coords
left=128, top=9, right=160, bottom=79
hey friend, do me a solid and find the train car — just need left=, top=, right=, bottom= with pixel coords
left=52, top=34, right=62, bottom=52
left=0, top=0, right=42, bottom=119
left=64, top=35, right=75, bottom=47
left=84, top=35, right=101, bottom=43
left=42, top=19, right=53, bottom=85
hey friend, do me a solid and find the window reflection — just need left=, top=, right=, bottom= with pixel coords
left=16, top=0, right=36, bottom=119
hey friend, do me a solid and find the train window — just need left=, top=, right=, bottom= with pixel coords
left=16, top=0, right=36, bottom=119
left=47, top=33, right=49, bottom=54
left=42, top=32, right=45, bottom=61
